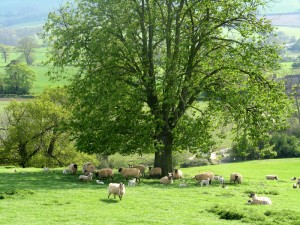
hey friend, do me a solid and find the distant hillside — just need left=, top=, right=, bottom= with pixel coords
left=263, top=0, right=300, bottom=14
left=266, top=13, right=300, bottom=27
left=0, top=0, right=298, bottom=28
left=0, top=0, right=69, bottom=28
left=0, top=0, right=299, bottom=46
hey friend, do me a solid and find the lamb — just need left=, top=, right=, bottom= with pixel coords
left=118, top=167, right=141, bottom=182
left=128, top=178, right=137, bottom=186
left=249, top=193, right=272, bottom=205
left=172, top=169, right=183, bottom=179
left=218, top=176, right=225, bottom=185
left=160, top=173, right=173, bottom=184
left=96, top=180, right=104, bottom=185
left=149, top=167, right=162, bottom=178
left=230, top=172, right=242, bottom=184
left=95, top=168, right=114, bottom=180
left=82, top=162, right=96, bottom=175
left=79, top=173, right=93, bottom=182
left=194, top=172, right=214, bottom=185
left=213, top=175, right=221, bottom=180
left=129, top=165, right=146, bottom=177
left=68, top=163, right=78, bottom=175
left=108, top=183, right=126, bottom=200
left=293, top=183, right=297, bottom=188
left=265, top=175, right=278, bottom=180
left=200, top=178, right=210, bottom=186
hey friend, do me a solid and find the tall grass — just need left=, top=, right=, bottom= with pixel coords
left=1, top=158, right=300, bottom=225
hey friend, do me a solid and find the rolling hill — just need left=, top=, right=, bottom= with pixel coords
left=0, top=0, right=299, bottom=29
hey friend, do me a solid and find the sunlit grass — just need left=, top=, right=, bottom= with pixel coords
left=1, top=158, right=300, bottom=225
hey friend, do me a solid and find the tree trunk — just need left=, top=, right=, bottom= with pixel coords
left=161, top=144, right=173, bottom=176
left=153, top=151, right=162, bottom=168
left=295, top=95, right=300, bottom=123
left=18, top=143, right=28, bottom=168
left=157, top=128, right=174, bottom=176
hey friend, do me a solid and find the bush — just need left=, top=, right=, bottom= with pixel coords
left=292, top=62, right=300, bottom=69
left=180, top=158, right=210, bottom=168
left=208, top=204, right=245, bottom=221
left=269, top=132, right=300, bottom=158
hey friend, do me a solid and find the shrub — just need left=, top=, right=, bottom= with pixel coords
left=270, top=132, right=300, bottom=158
left=180, top=158, right=210, bottom=168
left=208, top=204, right=245, bottom=221
left=292, top=62, right=300, bottom=69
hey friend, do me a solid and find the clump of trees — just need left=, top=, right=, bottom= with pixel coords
left=0, top=62, right=35, bottom=95
left=0, top=88, right=67, bottom=167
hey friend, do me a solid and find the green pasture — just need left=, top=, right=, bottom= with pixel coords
left=276, top=26, right=300, bottom=39
left=1, top=158, right=300, bottom=225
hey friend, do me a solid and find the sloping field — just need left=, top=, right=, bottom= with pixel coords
left=1, top=158, right=300, bottom=225
left=266, top=13, right=300, bottom=27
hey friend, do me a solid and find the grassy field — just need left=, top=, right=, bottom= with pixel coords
left=1, top=158, right=300, bottom=225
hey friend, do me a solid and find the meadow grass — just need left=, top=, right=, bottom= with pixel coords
left=1, top=158, right=300, bottom=225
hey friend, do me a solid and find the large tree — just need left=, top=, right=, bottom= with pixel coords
left=43, top=0, right=291, bottom=175
left=17, top=36, right=38, bottom=65
left=0, top=44, right=10, bottom=63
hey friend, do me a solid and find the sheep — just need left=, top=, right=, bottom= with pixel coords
left=291, top=177, right=297, bottom=181
left=95, top=168, right=114, bottom=180
left=249, top=193, right=272, bottom=205
left=118, top=167, right=141, bottom=183
left=129, top=164, right=146, bottom=177
left=160, top=173, right=173, bottom=184
left=43, top=167, right=49, bottom=172
left=128, top=178, right=137, bottom=186
left=82, top=162, right=96, bottom=175
left=200, top=178, right=210, bottom=187
left=172, top=169, right=183, bottom=179
left=96, top=180, right=104, bottom=185
left=265, top=175, right=278, bottom=180
left=293, top=183, right=297, bottom=188
left=79, top=173, right=93, bottom=182
left=229, top=172, right=242, bottom=184
left=194, top=172, right=214, bottom=185
left=108, top=183, right=126, bottom=200
left=149, top=167, right=162, bottom=178
left=68, top=163, right=78, bottom=175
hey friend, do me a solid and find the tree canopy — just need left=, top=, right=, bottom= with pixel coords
left=43, top=0, right=291, bottom=175
left=0, top=88, right=70, bottom=167
left=17, top=36, right=39, bottom=65
left=0, top=63, right=35, bottom=95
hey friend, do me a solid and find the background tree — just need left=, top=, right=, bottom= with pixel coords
left=0, top=44, right=10, bottom=63
left=0, top=88, right=70, bottom=167
left=17, top=36, right=38, bottom=65
left=290, top=39, right=300, bottom=51
left=2, top=63, right=35, bottom=95
left=44, top=0, right=291, bottom=175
